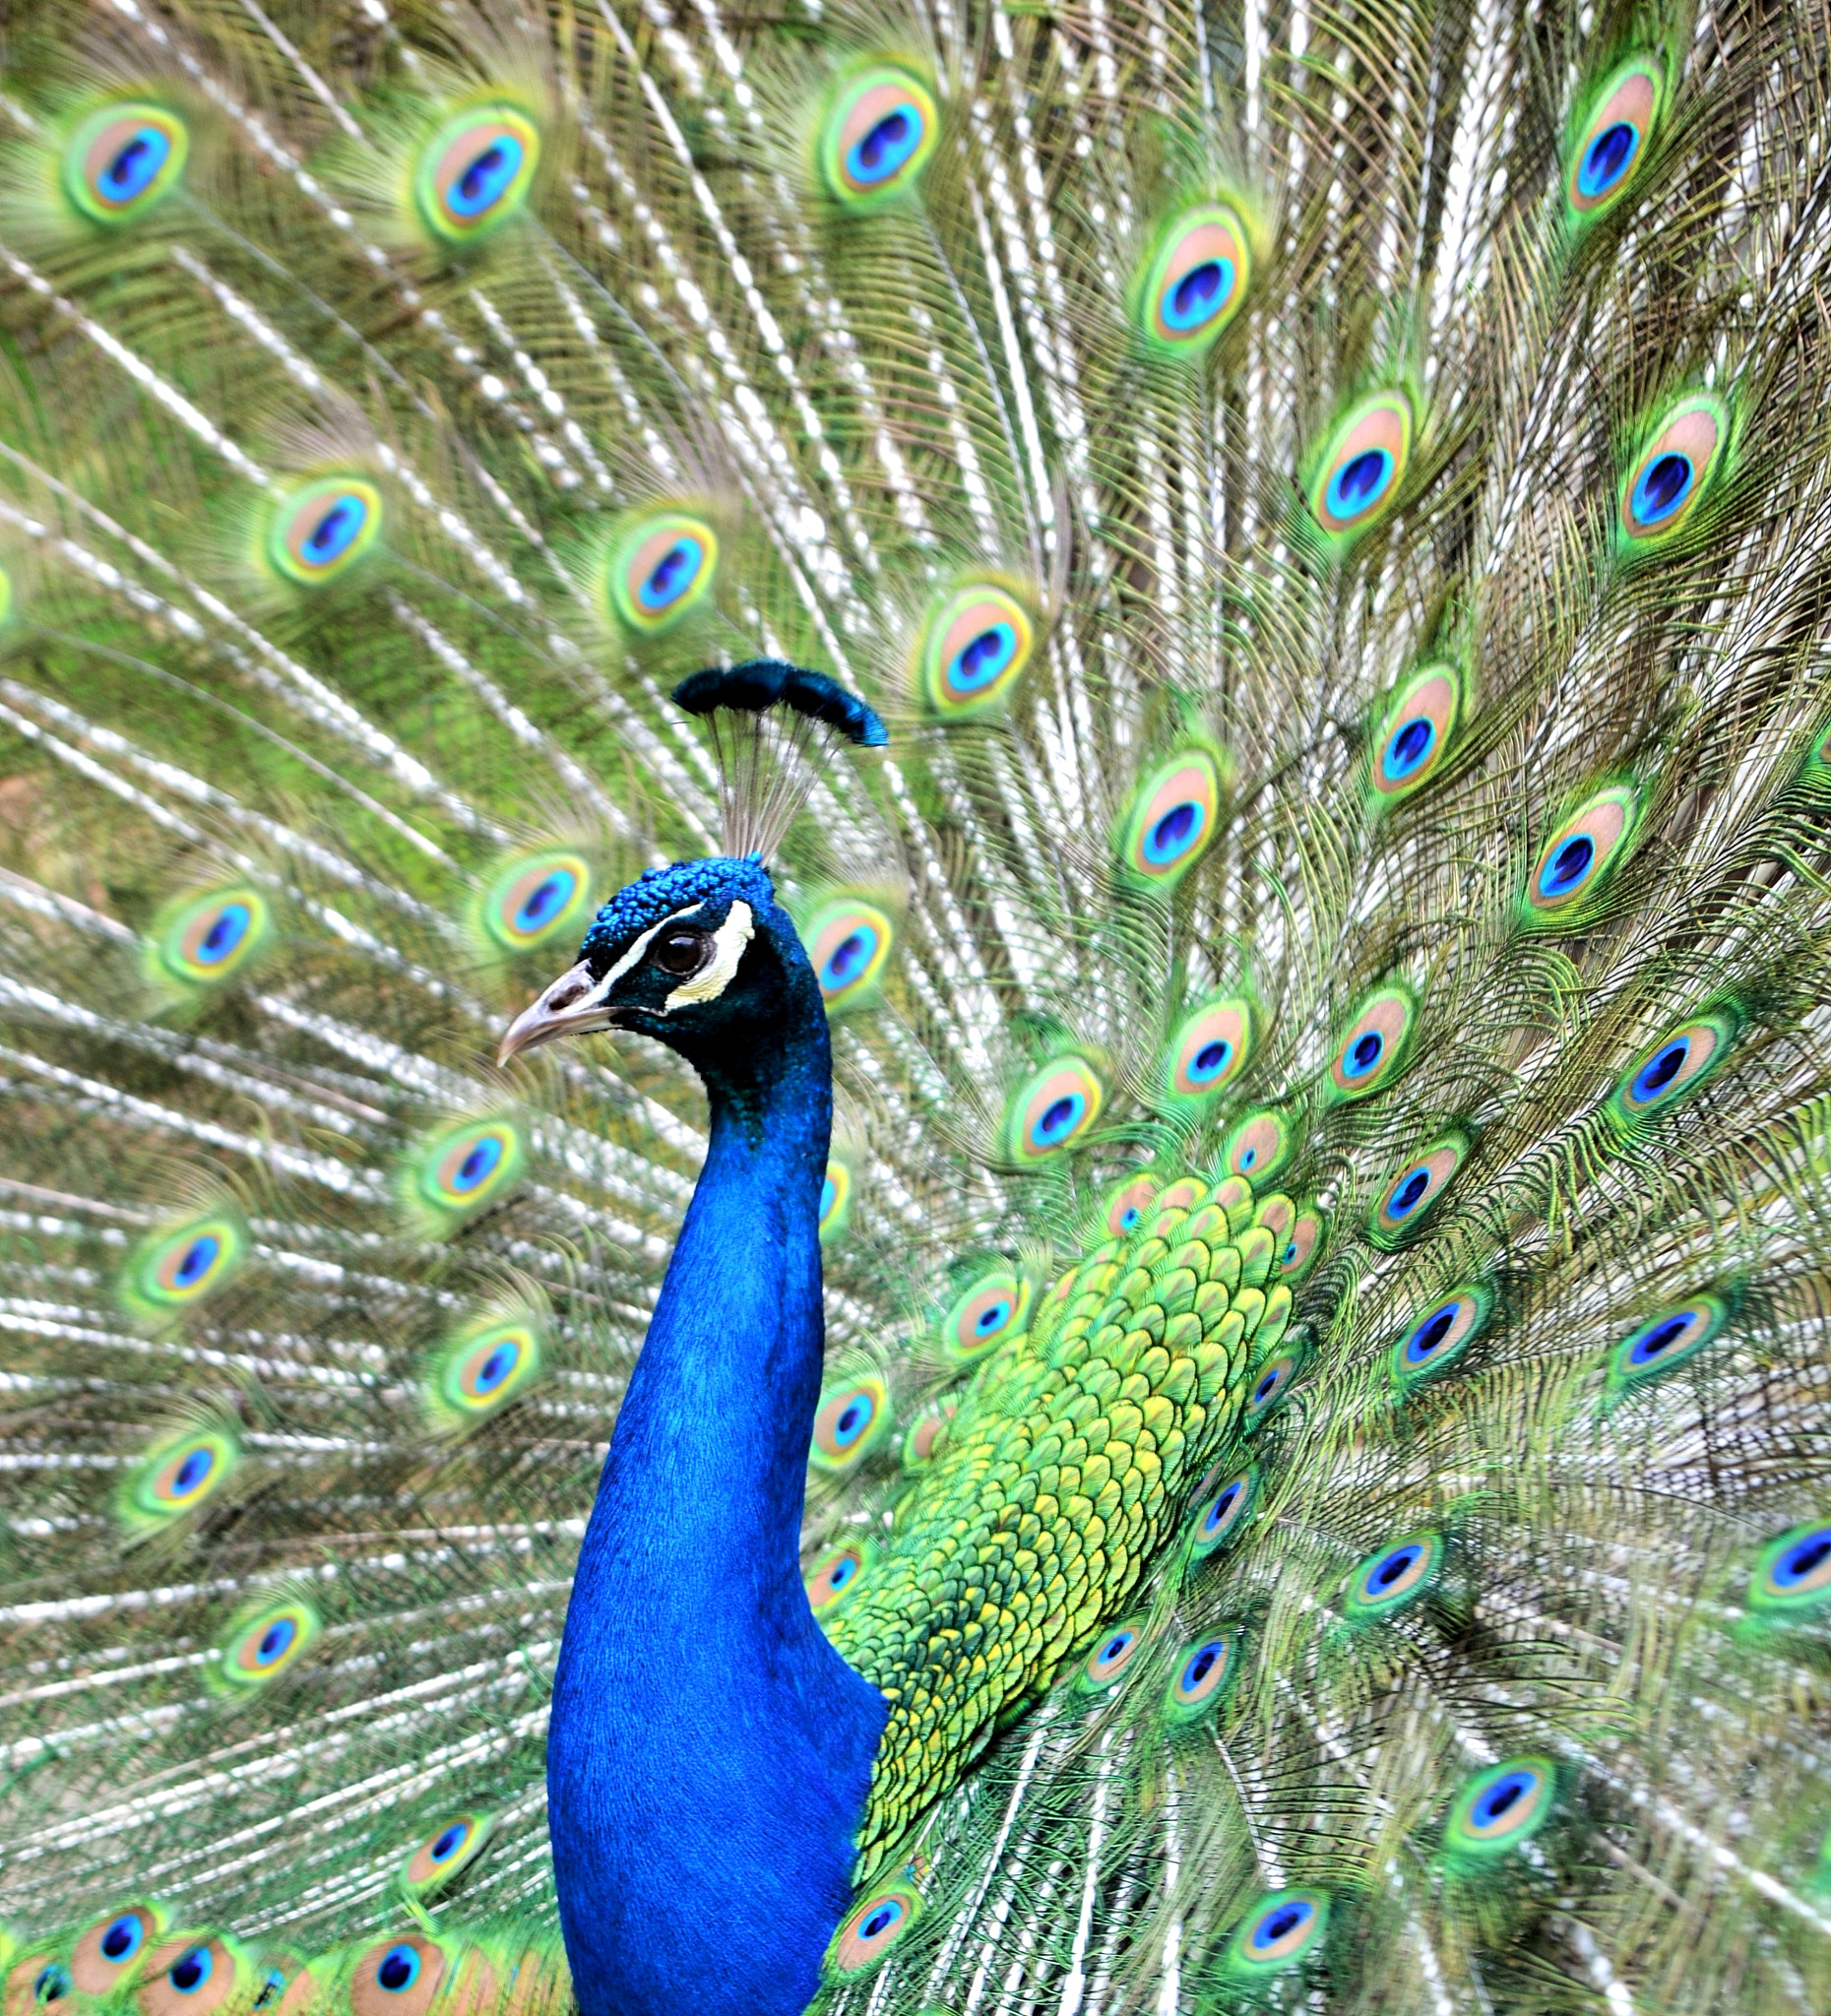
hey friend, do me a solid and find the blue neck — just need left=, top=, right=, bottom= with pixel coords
left=547, top=913, right=886, bottom=2016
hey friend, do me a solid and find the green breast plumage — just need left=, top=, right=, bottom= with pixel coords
left=826, top=1172, right=1293, bottom=1871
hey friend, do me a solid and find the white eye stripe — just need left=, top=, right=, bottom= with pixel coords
left=600, top=902, right=706, bottom=991
left=664, top=901, right=753, bottom=1011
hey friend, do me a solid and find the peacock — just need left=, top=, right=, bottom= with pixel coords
left=6, top=0, right=1831, bottom=2010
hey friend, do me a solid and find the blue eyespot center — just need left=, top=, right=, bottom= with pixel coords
left=1388, top=1168, right=1431, bottom=1217
left=1036, top=1095, right=1083, bottom=1143
left=977, top=1301, right=1010, bottom=1334
left=1239, top=1146, right=1256, bottom=1168
left=305, top=497, right=365, bottom=564
left=1165, top=258, right=1233, bottom=331
left=197, top=904, right=251, bottom=963
left=1633, top=451, right=1694, bottom=526
left=1580, top=121, right=1638, bottom=198
left=515, top=871, right=573, bottom=932
left=432, top=1823, right=467, bottom=1860
left=1542, top=834, right=1593, bottom=895
left=103, top=127, right=170, bottom=202
left=453, top=1136, right=503, bottom=1193
left=819, top=1175, right=837, bottom=1218
left=828, top=1557, right=856, bottom=1591
left=1326, top=448, right=1392, bottom=520
left=1631, top=1314, right=1689, bottom=1364
left=1407, top=1305, right=1457, bottom=1362
left=256, top=1617, right=295, bottom=1665
left=1372, top=1544, right=1421, bottom=1590
left=1183, top=1644, right=1218, bottom=1688
left=1204, top=1482, right=1241, bottom=1534
left=1345, top=1031, right=1383, bottom=1077
left=822, top=928, right=875, bottom=989
left=1251, top=1899, right=1312, bottom=1950
left=1776, top=1533, right=1831, bottom=1586
left=1252, top=1368, right=1282, bottom=1405
left=171, top=1447, right=215, bottom=1498
left=376, top=1947, right=420, bottom=1994
left=1478, top=1776, right=1527, bottom=1823
left=101, top=1918, right=144, bottom=1963
left=858, top=1899, right=904, bottom=1941
left=169, top=1948, right=211, bottom=1995
left=640, top=538, right=702, bottom=611
left=1145, top=800, right=1202, bottom=863
left=1120, top=1207, right=1140, bottom=1228
left=850, top=109, right=919, bottom=185
left=1188, top=1038, right=1232, bottom=1084
left=1632, top=1040, right=1689, bottom=1103
left=1383, top=716, right=1434, bottom=780
left=476, top=1345, right=514, bottom=1392
left=950, top=624, right=1016, bottom=693
left=34, top=1967, right=70, bottom=2005
left=832, top=1394, right=874, bottom=1447
left=174, top=1234, right=221, bottom=1288
left=450, top=135, right=524, bottom=217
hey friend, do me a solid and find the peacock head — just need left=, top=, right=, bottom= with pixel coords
left=498, top=854, right=818, bottom=1076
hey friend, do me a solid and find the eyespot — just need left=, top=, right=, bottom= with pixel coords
left=1371, top=663, right=1460, bottom=800
left=138, top=1939, right=239, bottom=2016
left=806, top=1539, right=876, bottom=1611
left=350, top=1938, right=443, bottom=2016
left=64, top=103, right=188, bottom=223
left=1190, top=1467, right=1259, bottom=1561
left=1227, top=1889, right=1331, bottom=1974
left=127, top=1428, right=239, bottom=1529
left=1118, top=750, right=1226, bottom=886
left=1566, top=57, right=1663, bottom=220
left=941, top=1267, right=1029, bottom=1362
left=1524, top=784, right=1640, bottom=922
left=1606, top=1293, right=1728, bottom=1397
left=1370, top=1134, right=1466, bottom=1247
left=1139, top=204, right=1252, bottom=352
left=478, top=852, right=592, bottom=954
left=410, top=1117, right=527, bottom=1225
left=1327, top=983, right=1416, bottom=1101
left=1103, top=1173, right=1161, bottom=1238
left=1244, top=1352, right=1300, bottom=1425
left=1391, top=1285, right=1490, bottom=1391
left=70, top=1909, right=159, bottom=1995
left=1224, top=1106, right=1294, bottom=1186
left=433, top=1318, right=544, bottom=1423
left=810, top=1376, right=891, bottom=1473
left=151, top=886, right=272, bottom=990
left=1748, top=1522, right=1831, bottom=1613
left=1307, top=392, right=1413, bottom=541
left=27, top=1963, right=71, bottom=2009
left=917, top=584, right=1035, bottom=717
left=1077, top=1617, right=1147, bottom=1691
left=901, top=1395, right=957, bottom=1471
left=606, top=513, right=720, bottom=633
left=1164, top=996, right=1254, bottom=1102
left=828, top=1885, right=920, bottom=1976
left=1609, top=1011, right=1739, bottom=1132
left=1620, top=394, right=1727, bottom=544
left=804, top=897, right=895, bottom=1010
left=219, top=1598, right=319, bottom=1690
left=414, top=105, right=539, bottom=241
left=1276, top=1206, right=1326, bottom=1282
left=404, top=1813, right=491, bottom=1893
left=123, top=1214, right=246, bottom=1316
left=268, top=477, right=383, bottom=586
left=818, top=1159, right=852, bottom=1241
left=1163, top=1632, right=1238, bottom=1724
left=1344, top=1530, right=1444, bottom=1619
left=1443, top=1758, right=1557, bottom=1861
left=1005, top=1055, right=1105, bottom=1163
left=819, top=69, right=937, bottom=205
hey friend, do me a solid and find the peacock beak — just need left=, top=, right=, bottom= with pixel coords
left=497, top=961, right=620, bottom=1065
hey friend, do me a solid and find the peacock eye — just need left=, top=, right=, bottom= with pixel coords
left=651, top=927, right=712, bottom=977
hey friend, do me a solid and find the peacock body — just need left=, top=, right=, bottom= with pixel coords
left=3, top=0, right=1831, bottom=2012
